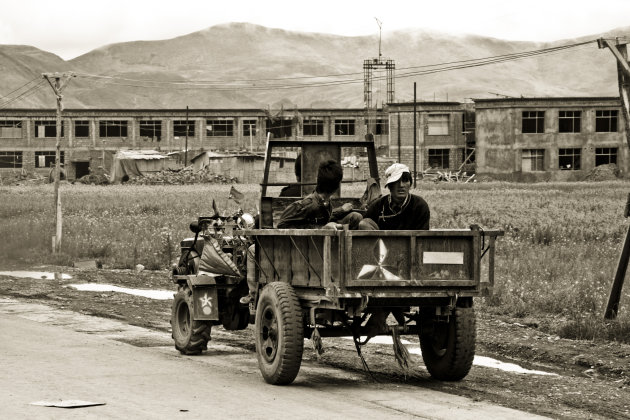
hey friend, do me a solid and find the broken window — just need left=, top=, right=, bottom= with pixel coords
left=140, top=120, right=162, bottom=141
left=558, top=111, right=581, bottom=133
left=266, top=118, right=292, bottom=139
left=559, top=148, right=581, bottom=170
left=427, top=114, right=449, bottom=136
left=74, top=120, right=89, bottom=138
left=35, top=121, right=63, bottom=138
left=206, top=119, right=234, bottom=136
left=0, top=120, right=22, bottom=138
left=522, top=149, right=544, bottom=172
left=0, top=151, right=22, bottom=168
left=243, top=119, right=257, bottom=137
left=596, top=147, right=617, bottom=166
left=303, top=119, right=324, bottom=136
left=99, top=120, right=128, bottom=138
left=375, top=119, right=388, bottom=135
left=522, top=111, right=544, bottom=133
left=428, top=149, right=449, bottom=169
left=173, top=120, right=195, bottom=138
left=334, top=119, right=355, bottom=136
left=595, top=110, right=618, bottom=132
left=35, top=151, right=64, bottom=168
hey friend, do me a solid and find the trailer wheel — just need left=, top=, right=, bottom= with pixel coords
left=171, top=284, right=212, bottom=355
left=255, top=282, right=304, bottom=385
left=419, top=307, right=476, bottom=381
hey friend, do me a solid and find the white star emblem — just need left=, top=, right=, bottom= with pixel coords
left=357, top=239, right=401, bottom=280
left=199, top=293, right=213, bottom=315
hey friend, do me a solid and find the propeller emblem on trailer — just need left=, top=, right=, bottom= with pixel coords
left=357, top=239, right=401, bottom=281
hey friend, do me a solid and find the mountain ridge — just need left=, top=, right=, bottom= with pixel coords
left=0, top=23, right=627, bottom=109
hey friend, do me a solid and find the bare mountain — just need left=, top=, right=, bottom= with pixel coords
left=0, top=23, right=627, bottom=110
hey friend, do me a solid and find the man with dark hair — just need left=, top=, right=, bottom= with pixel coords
left=279, top=154, right=302, bottom=197
left=359, top=163, right=430, bottom=230
left=240, top=160, right=361, bottom=304
left=278, top=159, right=362, bottom=229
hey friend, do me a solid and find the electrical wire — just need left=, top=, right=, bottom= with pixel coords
left=71, top=39, right=597, bottom=92
left=0, top=80, right=47, bottom=109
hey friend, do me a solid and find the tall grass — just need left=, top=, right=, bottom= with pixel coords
left=2, top=180, right=630, bottom=341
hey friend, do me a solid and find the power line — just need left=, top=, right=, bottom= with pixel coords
left=73, top=39, right=596, bottom=91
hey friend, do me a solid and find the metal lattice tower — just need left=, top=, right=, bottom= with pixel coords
left=363, top=58, right=395, bottom=109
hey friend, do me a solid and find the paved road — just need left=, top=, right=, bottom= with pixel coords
left=0, top=299, right=549, bottom=419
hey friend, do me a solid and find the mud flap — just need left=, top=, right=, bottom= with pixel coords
left=190, top=274, right=219, bottom=321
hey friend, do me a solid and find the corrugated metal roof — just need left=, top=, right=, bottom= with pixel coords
left=114, top=150, right=168, bottom=160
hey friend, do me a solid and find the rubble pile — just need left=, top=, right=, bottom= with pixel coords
left=77, top=173, right=110, bottom=185
left=421, top=169, right=476, bottom=183
left=0, top=171, right=48, bottom=186
left=582, top=164, right=620, bottom=182
left=124, top=167, right=239, bottom=185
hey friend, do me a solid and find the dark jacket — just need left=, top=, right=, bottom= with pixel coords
left=277, top=192, right=332, bottom=229
left=364, top=194, right=430, bottom=230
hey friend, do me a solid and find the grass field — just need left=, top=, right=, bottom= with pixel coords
left=1, top=180, right=630, bottom=341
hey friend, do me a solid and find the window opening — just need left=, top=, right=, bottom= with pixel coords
left=428, top=149, right=449, bottom=169
left=35, top=151, right=64, bottom=168
left=303, top=119, right=324, bottom=136
left=139, top=120, right=162, bottom=141
left=595, top=147, right=617, bottom=166
left=206, top=119, right=234, bottom=137
left=266, top=117, right=292, bottom=139
left=243, top=119, right=257, bottom=137
left=595, top=110, right=618, bottom=132
left=35, top=121, right=63, bottom=138
left=522, top=111, right=544, bottom=133
left=559, top=148, right=581, bottom=170
left=334, top=119, right=355, bottom=136
left=522, top=149, right=544, bottom=172
left=558, top=110, right=581, bottom=133
left=74, top=120, right=89, bottom=138
left=0, top=120, right=22, bottom=138
left=0, top=151, right=23, bottom=168
left=99, top=120, right=128, bottom=137
left=173, top=120, right=195, bottom=138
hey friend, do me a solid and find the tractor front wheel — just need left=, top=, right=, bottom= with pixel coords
left=171, top=284, right=212, bottom=355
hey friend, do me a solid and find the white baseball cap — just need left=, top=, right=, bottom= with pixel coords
left=385, top=163, right=410, bottom=186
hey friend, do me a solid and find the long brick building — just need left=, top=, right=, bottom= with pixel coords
left=0, top=96, right=626, bottom=182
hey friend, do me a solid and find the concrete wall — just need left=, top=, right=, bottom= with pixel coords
left=475, top=98, right=628, bottom=181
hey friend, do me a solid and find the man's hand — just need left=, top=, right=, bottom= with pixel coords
left=340, top=202, right=353, bottom=212
left=323, top=222, right=341, bottom=230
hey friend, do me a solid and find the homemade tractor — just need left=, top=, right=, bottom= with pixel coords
left=170, top=139, right=503, bottom=385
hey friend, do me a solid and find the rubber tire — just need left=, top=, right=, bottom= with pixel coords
left=255, top=282, right=304, bottom=385
left=171, top=284, right=212, bottom=355
left=419, top=307, right=476, bottom=381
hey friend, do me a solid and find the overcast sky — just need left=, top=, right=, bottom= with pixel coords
left=1, top=0, right=629, bottom=60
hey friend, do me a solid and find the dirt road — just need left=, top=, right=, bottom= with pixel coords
left=0, top=299, right=544, bottom=420
left=2, top=268, right=630, bottom=419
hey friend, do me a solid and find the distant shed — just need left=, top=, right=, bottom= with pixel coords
left=190, top=151, right=296, bottom=184
left=109, top=150, right=177, bottom=183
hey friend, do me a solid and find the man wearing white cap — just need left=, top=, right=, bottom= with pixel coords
left=358, top=163, right=430, bottom=230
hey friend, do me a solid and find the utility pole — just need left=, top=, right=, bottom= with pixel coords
left=413, top=82, right=417, bottom=187
left=598, top=37, right=630, bottom=319
left=42, top=72, right=74, bottom=253
left=185, top=106, right=189, bottom=166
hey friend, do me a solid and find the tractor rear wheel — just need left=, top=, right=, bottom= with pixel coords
left=171, top=284, right=212, bottom=355
left=419, top=306, right=476, bottom=381
left=255, top=282, right=304, bottom=385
